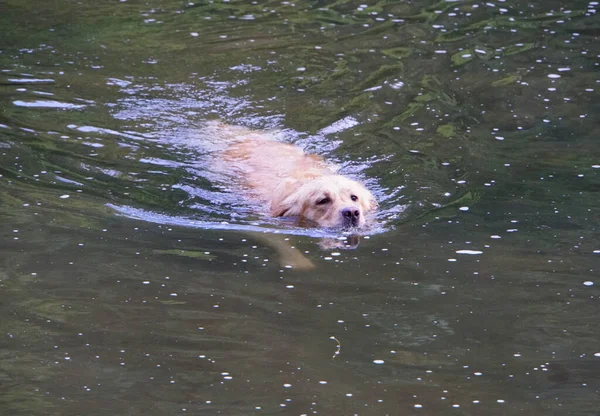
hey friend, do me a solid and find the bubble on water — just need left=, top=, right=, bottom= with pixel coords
left=390, top=81, right=405, bottom=89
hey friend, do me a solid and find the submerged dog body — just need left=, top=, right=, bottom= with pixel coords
left=222, top=134, right=376, bottom=228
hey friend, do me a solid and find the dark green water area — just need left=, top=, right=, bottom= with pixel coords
left=1, top=0, right=599, bottom=414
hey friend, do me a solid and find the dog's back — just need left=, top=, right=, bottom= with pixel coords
left=222, top=137, right=334, bottom=203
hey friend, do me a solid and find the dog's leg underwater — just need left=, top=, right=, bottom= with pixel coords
left=249, top=232, right=315, bottom=271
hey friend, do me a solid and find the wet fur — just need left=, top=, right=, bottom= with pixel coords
left=270, top=175, right=376, bottom=227
left=213, top=123, right=377, bottom=269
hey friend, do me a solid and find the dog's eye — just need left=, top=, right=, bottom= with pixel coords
left=316, top=197, right=331, bottom=205
left=351, top=195, right=358, bottom=202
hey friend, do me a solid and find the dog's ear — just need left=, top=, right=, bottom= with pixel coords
left=270, top=178, right=299, bottom=217
left=368, top=197, right=378, bottom=211
left=270, top=191, right=296, bottom=217
left=270, top=199, right=292, bottom=217
left=359, top=191, right=378, bottom=212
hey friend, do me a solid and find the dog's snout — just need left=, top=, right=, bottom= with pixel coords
left=342, top=207, right=360, bottom=227
left=342, top=208, right=360, bottom=218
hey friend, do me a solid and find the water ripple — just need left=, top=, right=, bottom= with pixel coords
left=13, top=100, right=86, bottom=109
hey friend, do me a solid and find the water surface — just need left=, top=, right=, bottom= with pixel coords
left=1, top=0, right=599, bottom=415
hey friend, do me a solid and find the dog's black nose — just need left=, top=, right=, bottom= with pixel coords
left=342, top=207, right=360, bottom=226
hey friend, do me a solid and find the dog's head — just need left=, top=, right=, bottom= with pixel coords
left=270, top=175, right=377, bottom=228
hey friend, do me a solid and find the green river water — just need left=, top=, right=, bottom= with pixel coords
left=0, top=0, right=599, bottom=415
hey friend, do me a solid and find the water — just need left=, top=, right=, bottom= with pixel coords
left=1, top=0, right=599, bottom=414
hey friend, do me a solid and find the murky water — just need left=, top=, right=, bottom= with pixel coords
left=1, top=0, right=599, bottom=414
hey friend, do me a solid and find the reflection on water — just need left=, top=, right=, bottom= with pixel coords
left=1, top=0, right=599, bottom=414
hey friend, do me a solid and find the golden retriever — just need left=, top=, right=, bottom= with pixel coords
left=211, top=122, right=377, bottom=269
